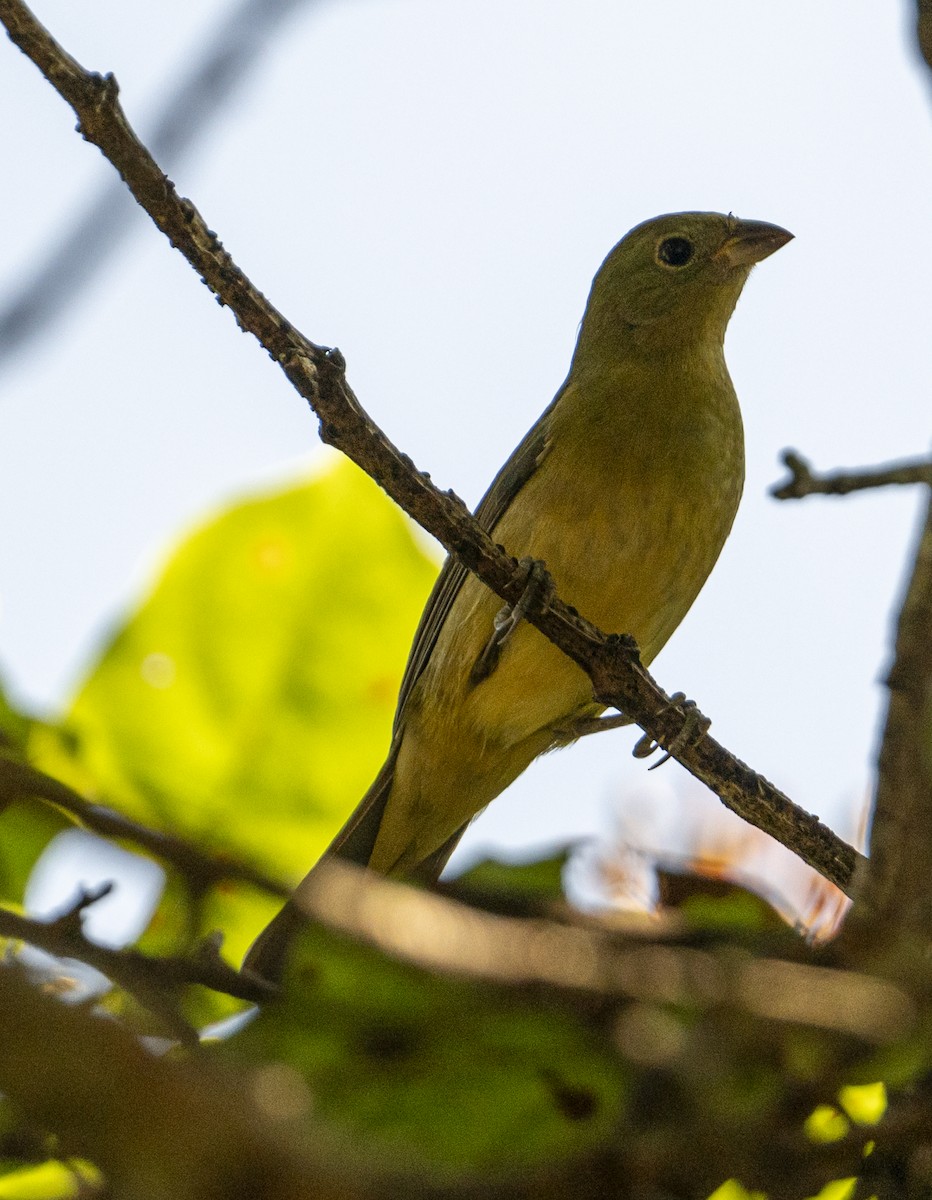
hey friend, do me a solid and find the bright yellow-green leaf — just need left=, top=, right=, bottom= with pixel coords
left=0, top=675, right=54, bottom=902
left=706, top=1180, right=766, bottom=1200
left=0, top=1161, right=102, bottom=1199
left=837, top=1081, right=886, bottom=1126
left=31, top=459, right=437, bottom=888
left=0, top=801, right=69, bottom=908
left=804, top=1179, right=857, bottom=1200
left=450, top=849, right=570, bottom=908
left=804, top=1105, right=849, bottom=1144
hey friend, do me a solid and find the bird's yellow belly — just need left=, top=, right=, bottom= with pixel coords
left=426, top=481, right=733, bottom=752
left=381, top=516, right=715, bottom=873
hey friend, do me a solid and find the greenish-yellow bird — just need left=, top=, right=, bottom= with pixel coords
left=246, top=211, right=791, bottom=977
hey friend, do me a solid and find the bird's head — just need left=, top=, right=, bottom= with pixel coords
left=577, top=211, right=793, bottom=356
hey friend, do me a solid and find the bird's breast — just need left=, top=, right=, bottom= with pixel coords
left=421, top=363, right=745, bottom=750
left=507, top=369, right=744, bottom=660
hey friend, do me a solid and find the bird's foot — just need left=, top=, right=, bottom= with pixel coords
left=632, top=692, right=711, bottom=769
left=551, top=710, right=635, bottom=745
left=470, top=557, right=554, bottom=685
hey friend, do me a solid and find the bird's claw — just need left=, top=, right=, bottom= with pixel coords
left=632, top=692, right=711, bottom=769
left=470, top=558, right=554, bottom=685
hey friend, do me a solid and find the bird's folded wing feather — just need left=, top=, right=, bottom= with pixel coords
left=324, top=382, right=564, bottom=871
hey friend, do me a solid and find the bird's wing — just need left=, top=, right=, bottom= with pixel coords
left=318, top=384, right=565, bottom=880
left=394, top=384, right=564, bottom=721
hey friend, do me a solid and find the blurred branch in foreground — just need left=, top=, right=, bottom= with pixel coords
left=1, top=857, right=924, bottom=1199
left=0, top=962, right=370, bottom=1200
left=294, top=858, right=912, bottom=1044
left=849, top=487, right=932, bottom=935
left=0, top=0, right=317, bottom=376
left=244, top=863, right=924, bottom=1196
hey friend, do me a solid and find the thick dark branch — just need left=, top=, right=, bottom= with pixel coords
left=773, top=449, right=932, bottom=500
left=0, top=0, right=860, bottom=894
left=0, top=757, right=289, bottom=897
left=848, top=492, right=932, bottom=934
left=772, top=448, right=932, bottom=935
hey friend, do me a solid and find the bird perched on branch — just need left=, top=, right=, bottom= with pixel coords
left=246, top=211, right=792, bottom=979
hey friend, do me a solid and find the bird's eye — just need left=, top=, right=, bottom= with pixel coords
left=657, top=237, right=694, bottom=268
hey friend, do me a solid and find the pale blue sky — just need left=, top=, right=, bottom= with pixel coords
left=1, top=1, right=929, bottom=887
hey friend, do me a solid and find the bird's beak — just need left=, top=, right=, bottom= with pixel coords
left=713, top=219, right=794, bottom=268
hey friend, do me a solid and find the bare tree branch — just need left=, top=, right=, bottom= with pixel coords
left=771, top=447, right=932, bottom=940
left=0, top=888, right=274, bottom=1013
left=0, top=0, right=861, bottom=895
left=0, top=0, right=317, bottom=374
left=847, top=491, right=932, bottom=934
left=0, top=756, right=289, bottom=897
left=772, top=450, right=932, bottom=500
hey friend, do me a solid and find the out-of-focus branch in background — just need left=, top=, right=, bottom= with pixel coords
left=0, top=756, right=289, bottom=897
left=849, top=490, right=932, bottom=934
left=917, top=0, right=932, bottom=73
left=0, top=0, right=317, bottom=376
left=772, top=450, right=932, bottom=500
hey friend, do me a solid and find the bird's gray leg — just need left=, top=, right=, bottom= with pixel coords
left=470, top=557, right=555, bottom=685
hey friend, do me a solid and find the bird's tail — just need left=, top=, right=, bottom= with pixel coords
left=241, top=747, right=397, bottom=981
left=242, top=741, right=467, bottom=982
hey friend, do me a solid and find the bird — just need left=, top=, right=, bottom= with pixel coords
left=245, top=211, right=792, bottom=979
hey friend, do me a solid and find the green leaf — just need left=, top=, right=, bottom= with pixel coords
left=226, top=923, right=627, bottom=1179
left=706, top=1182, right=767, bottom=1200
left=447, top=849, right=571, bottom=912
left=804, top=1180, right=857, bottom=1200
left=0, top=673, right=32, bottom=762
left=32, top=459, right=437, bottom=890
left=0, top=1162, right=103, bottom=1199
left=837, top=1082, right=886, bottom=1126
left=804, top=1105, right=849, bottom=1144
left=665, top=882, right=782, bottom=936
left=0, top=803, right=69, bottom=908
